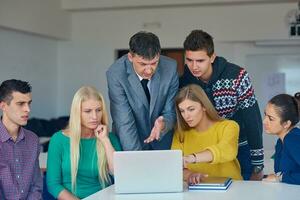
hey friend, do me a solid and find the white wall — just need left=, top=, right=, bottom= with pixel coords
left=0, top=28, right=59, bottom=118
left=57, top=40, right=110, bottom=115
left=245, top=52, right=300, bottom=150
left=0, top=0, right=71, bottom=118
left=69, top=2, right=296, bottom=42
left=0, top=0, right=70, bottom=39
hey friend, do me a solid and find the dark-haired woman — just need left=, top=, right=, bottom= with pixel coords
left=263, top=93, right=300, bottom=185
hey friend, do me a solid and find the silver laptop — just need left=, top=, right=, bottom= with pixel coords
left=114, top=150, right=183, bottom=194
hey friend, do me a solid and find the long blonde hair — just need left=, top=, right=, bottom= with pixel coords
left=175, top=84, right=223, bottom=142
left=67, top=86, right=111, bottom=192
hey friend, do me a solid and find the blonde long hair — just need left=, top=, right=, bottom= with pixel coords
left=67, top=86, right=111, bottom=192
left=175, top=84, right=223, bottom=142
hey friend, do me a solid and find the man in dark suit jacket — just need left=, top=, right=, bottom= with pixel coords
left=106, top=31, right=178, bottom=150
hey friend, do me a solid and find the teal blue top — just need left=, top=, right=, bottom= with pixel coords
left=46, top=131, right=122, bottom=199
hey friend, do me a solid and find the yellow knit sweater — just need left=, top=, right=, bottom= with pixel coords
left=172, top=120, right=243, bottom=180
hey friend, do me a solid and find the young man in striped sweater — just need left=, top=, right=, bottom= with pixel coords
left=179, top=30, right=264, bottom=180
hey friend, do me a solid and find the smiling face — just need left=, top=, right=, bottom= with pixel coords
left=185, top=50, right=216, bottom=82
left=263, top=103, right=288, bottom=136
left=128, top=53, right=159, bottom=80
left=80, top=98, right=103, bottom=132
left=0, top=91, right=32, bottom=127
left=178, top=99, right=207, bottom=129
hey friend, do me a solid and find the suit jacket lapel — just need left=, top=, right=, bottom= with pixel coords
left=149, top=66, right=160, bottom=116
left=126, top=59, right=150, bottom=110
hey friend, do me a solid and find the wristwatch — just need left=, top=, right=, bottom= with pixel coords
left=253, top=165, right=264, bottom=173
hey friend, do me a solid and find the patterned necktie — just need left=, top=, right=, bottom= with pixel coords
left=141, top=79, right=150, bottom=103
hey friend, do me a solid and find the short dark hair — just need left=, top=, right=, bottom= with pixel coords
left=0, top=79, right=31, bottom=104
left=184, top=30, right=214, bottom=57
left=129, top=31, right=161, bottom=59
left=269, top=93, right=300, bottom=127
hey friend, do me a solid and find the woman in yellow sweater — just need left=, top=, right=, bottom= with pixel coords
left=171, top=84, right=242, bottom=184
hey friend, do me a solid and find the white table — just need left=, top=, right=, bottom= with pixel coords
left=83, top=181, right=300, bottom=200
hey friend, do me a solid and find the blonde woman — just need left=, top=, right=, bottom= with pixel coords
left=47, top=86, right=122, bottom=199
left=171, top=84, right=242, bottom=185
